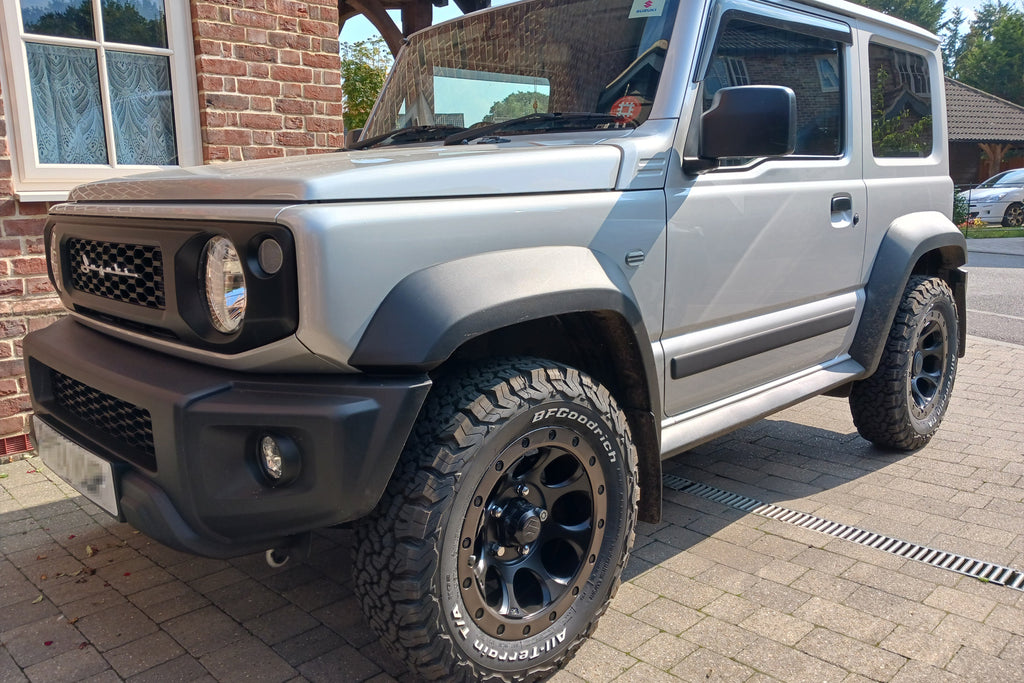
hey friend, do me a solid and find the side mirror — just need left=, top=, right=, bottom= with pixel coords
left=700, top=85, right=796, bottom=160
left=345, top=128, right=363, bottom=149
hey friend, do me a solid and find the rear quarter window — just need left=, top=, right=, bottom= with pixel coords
left=868, top=41, right=933, bottom=158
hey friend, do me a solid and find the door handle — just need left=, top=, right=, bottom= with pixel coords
left=830, top=194, right=856, bottom=228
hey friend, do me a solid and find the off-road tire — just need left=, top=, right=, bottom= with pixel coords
left=1002, top=202, right=1024, bottom=227
left=850, top=275, right=958, bottom=450
left=353, top=358, right=639, bottom=682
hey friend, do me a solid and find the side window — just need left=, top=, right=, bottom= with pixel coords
left=702, top=17, right=844, bottom=158
left=868, top=42, right=933, bottom=158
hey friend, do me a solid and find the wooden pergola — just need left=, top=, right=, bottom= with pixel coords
left=339, top=0, right=491, bottom=55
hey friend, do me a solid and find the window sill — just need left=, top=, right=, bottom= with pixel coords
left=14, top=190, right=70, bottom=204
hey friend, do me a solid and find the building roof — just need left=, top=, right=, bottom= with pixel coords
left=946, top=77, right=1024, bottom=143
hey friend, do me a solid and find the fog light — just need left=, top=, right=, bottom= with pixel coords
left=257, top=434, right=300, bottom=486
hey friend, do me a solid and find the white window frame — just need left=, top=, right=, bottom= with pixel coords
left=0, top=1, right=200, bottom=201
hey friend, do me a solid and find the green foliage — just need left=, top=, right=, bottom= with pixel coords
left=102, top=1, right=167, bottom=48
left=954, top=2, right=1024, bottom=105
left=854, top=0, right=946, bottom=32
left=952, top=191, right=970, bottom=224
left=340, top=38, right=391, bottom=131
left=23, top=0, right=94, bottom=40
left=870, top=68, right=932, bottom=157
left=22, top=1, right=164, bottom=45
left=484, top=91, right=550, bottom=122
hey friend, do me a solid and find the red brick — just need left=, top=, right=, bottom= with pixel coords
left=196, top=39, right=231, bottom=58
left=26, top=277, right=53, bottom=294
left=198, top=56, right=248, bottom=76
left=12, top=258, right=47, bottom=275
left=0, top=279, right=24, bottom=296
left=303, top=52, right=340, bottom=70
left=275, top=131, right=314, bottom=147
left=0, top=360, right=25, bottom=378
left=0, top=239, right=22, bottom=258
left=17, top=201, right=48, bottom=215
left=246, top=28, right=269, bottom=44
left=0, top=320, right=26, bottom=338
left=0, top=395, right=31, bottom=418
left=251, top=96, right=273, bottom=111
left=207, top=146, right=231, bottom=161
left=3, top=218, right=44, bottom=237
left=0, top=379, right=19, bottom=397
left=0, top=199, right=14, bottom=217
left=238, top=79, right=281, bottom=96
left=307, top=116, right=344, bottom=133
left=275, top=99, right=314, bottom=115
left=242, top=147, right=285, bottom=160
left=233, top=9, right=276, bottom=29
left=280, top=49, right=301, bottom=66
left=234, top=44, right=278, bottom=62
left=197, top=21, right=245, bottom=41
left=270, top=65, right=313, bottom=83
left=0, top=415, right=28, bottom=436
left=11, top=297, right=61, bottom=315
left=25, top=238, right=44, bottom=255
left=303, top=85, right=343, bottom=102
left=298, top=19, right=336, bottom=37
left=239, top=113, right=282, bottom=130
left=0, top=342, right=12, bottom=359
left=252, top=130, right=274, bottom=145
left=205, top=93, right=250, bottom=111
left=206, top=128, right=253, bottom=145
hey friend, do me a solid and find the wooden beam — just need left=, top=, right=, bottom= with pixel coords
left=345, top=0, right=405, bottom=55
left=979, top=142, right=1011, bottom=178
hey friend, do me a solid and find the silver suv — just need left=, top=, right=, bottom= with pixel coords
left=26, top=0, right=966, bottom=679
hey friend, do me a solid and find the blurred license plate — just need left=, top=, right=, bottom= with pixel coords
left=33, top=417, right=119, bottom=517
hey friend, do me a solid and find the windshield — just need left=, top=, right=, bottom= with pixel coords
left=362, top=0, right=680, bottom=142
left=978, top=169, right=1024, bottom=188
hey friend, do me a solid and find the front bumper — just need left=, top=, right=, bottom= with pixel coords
left=25, top=318, right=431, bottom=558
left=967, top=201, right=1009, bottom=224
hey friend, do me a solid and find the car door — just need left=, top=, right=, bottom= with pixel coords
left=662, top=0, right=867, bottom=416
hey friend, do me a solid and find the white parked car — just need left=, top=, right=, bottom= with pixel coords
left=960, top=169, right=1024, bottom=226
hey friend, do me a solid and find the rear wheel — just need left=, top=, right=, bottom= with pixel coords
left=353, top=358, right=638, bottom=681
left=850, top=275, right=958, bottom=450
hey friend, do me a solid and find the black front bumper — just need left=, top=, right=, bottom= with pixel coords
left=25, top=318, right=431, bottom=558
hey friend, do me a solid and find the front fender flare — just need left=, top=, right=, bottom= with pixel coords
left=850, top=212, right=967, bottom=375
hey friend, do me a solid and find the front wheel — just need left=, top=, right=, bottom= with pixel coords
left=354, top=358, right=638, bottom=681
left=1002, top=202, right=1024, bottom=227
left=849, top=275, right=959, bottom=450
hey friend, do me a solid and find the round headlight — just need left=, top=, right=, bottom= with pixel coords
left=203, top=236, right=246, bottom=333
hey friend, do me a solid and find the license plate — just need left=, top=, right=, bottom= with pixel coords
left=33, top=416, right=120, bottom=517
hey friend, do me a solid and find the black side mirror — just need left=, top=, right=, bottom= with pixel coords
left=700, top=85, right=796, bottom=160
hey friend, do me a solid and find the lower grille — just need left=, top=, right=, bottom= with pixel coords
left=52, top=370, right=157, bottom=471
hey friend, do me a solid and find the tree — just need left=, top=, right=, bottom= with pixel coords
left=953, top=2, right=1024, bottom=105
left=484, top=91, right=550, bottom=122
left=340, top=38, right=391, bottom=131
left=853, top=0, right=946, bottom=32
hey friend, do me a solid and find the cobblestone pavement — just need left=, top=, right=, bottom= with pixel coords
left=2, top=336, right=1022, bottom=682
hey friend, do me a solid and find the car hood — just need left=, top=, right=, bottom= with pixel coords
left=960, top=186, right=1022, bottom=202
left=68, top=143, right=624, bottom=203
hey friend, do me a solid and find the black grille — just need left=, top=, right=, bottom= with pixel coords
left=52, top=371, right=157, bottom=471
left=67, top=238, right=166, bottom=309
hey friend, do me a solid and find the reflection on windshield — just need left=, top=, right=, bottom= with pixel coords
left=979, top=170, right=1024, bottom=188
left=363, top=0, right=679, bottom=142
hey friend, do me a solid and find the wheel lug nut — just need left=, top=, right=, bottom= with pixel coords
left=538, top=509, right=548, bottom=521
left=521, top=544, right=531, bottom=555
left=517, top=484, right=530, bottom=497
left=489, top=504, right=503, bottom=519
left=490, top=543, right=506, bottom=557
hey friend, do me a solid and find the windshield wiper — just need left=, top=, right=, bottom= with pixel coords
left=443, top=113, right=635, bottom=146
left=349, top=124, right=468, bottom=150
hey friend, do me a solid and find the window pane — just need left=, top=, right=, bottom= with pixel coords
left=102, top=0, right=167, bottom=48
left=26, top=42, right=108, bottom=164
left=869, top=42, right=932, bottom=158
left=21, top=0, right=95, bottom=40
left=704, top=19, right=843, bottom=157
left=107, top=51, right=177, bottom=164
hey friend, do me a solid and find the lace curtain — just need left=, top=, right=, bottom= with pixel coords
left=107, top=51, right=177, bottom=165
left=26, top=43, right=108, bottom=164
left=26, top=43, right=177, bottom=166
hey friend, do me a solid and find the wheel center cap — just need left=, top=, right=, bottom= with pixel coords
left=913, top=351, right=924, bottom=375
left=503, top=500, right=544, bottom=545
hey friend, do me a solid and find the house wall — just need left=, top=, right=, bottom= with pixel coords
left=0, top=80, right=63, bottom=455
left=0, top=0, right=345, bottom=454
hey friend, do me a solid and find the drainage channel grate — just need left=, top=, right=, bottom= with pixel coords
left=663, top=474, right=1024, bottom=592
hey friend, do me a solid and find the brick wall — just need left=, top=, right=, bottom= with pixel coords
left=0, top=85, right=64, bottom=450
left=191, top=0, right=345, bottom=162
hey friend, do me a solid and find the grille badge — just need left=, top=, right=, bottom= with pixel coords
left=78, top=253, right=141, bottom=280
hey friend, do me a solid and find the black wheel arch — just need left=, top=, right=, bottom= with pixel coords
left=350, top=246, right=663, bottom=523
left=850, top=212, right=967, bottom=377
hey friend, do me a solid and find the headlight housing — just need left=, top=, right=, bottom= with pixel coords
left=202, top=236, right=246, bottom=333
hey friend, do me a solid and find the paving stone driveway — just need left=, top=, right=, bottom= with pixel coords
left=2, top=335, right=1022, bottom=683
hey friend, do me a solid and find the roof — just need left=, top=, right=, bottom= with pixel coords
left=946, top=77, right=1024, bottom=143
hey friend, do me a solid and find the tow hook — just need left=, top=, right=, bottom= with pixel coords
left=265, top=548, right=291, bottom=568
left=264, top=532, right=313, bottom=568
